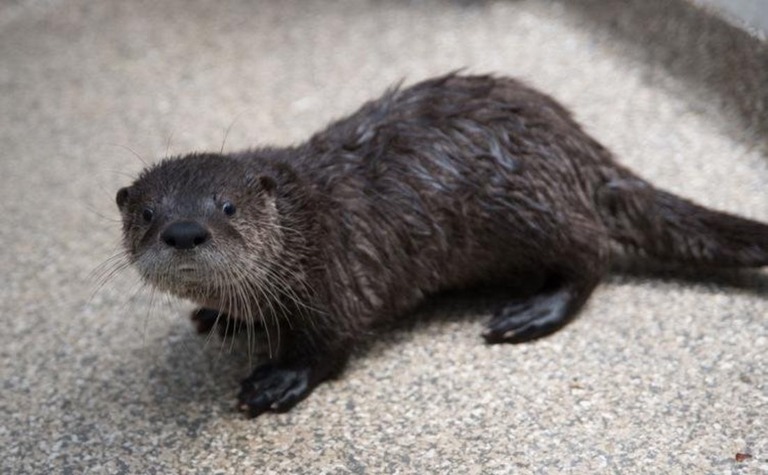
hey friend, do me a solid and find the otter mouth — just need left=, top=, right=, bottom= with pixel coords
left=135, top=247, right=255, bottom=300
left=168, top=263, right=207, bottom=282
left=136, top=253, right=211, bottom=288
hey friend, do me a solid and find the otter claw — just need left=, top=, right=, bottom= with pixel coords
left=238, top=364, right=312, bottom=418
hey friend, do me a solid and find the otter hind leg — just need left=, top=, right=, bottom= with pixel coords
left=483, top=228, right=609, bottom=343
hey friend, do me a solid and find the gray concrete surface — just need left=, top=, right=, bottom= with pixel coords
left=1, top=0, right=767, bottom=473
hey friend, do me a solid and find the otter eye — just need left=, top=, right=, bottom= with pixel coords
left=222, top=202, right=236, bottom=217
left=142, top=207, right=154, bottom=223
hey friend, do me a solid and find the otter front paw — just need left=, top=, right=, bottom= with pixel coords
left=237, top=363, right=313, bottom=418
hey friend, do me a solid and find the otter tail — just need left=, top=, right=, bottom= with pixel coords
left=597, top=177, right=768, bottom=268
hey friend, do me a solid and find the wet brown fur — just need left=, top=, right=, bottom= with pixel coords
left=116, top=74, right=768, bottom=417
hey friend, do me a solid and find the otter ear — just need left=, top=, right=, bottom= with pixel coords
left=246, top=174, right=276, bottom=195
left=116, top=187, right=130, bottom=209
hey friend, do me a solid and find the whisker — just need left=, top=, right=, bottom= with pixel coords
left=220, top=111, right=247, bottom=155
left=89, top=251, right=133, bottom=304
left=142, top=282, right=159, bottom=348
left=81, top=201, right=122, bottom=224
left=165, top=130, right=175, bottom=158
left=230, top=260, right=269, bottom=362
left=108, top=142, right=148, bottom=167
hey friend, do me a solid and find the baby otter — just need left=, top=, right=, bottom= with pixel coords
left=116, top=73, right=768, bottom=418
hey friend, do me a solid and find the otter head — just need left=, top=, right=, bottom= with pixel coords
left=116, top=153, right=281, bottom=313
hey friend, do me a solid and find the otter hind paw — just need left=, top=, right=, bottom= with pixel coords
left=482, top=289, right=573, bottom=344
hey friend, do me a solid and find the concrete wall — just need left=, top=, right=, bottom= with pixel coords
left=694, top=0, right=768, bottom=36
left=558, top=0, right=768, bottom=150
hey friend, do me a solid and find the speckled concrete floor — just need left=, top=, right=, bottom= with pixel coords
left=1, top=1, right=766, bottom=473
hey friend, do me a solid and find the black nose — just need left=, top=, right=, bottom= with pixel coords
left=161, top=221, right=210, bottom=250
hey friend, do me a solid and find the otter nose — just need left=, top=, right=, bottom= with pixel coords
left=161, top=221, right=210, bottom=250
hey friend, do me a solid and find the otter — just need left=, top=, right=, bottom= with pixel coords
left=115, top=74, right=768, bottom=418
